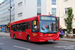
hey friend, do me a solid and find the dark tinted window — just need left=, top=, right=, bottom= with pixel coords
left=16, top=24, right=19, bottom=31
left=21, top=23, right=26, bottom=31
left=11, top=25, right=13, bottom=30
left=13, top=25, right=16, bottom=31
left=26, top=22, right=30, bottom=29
left=11, top=22, right=27, bottom=32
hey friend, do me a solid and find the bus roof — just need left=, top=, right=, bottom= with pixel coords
left=10, top=15, right=57, bottom=25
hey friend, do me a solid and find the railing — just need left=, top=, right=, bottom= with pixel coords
left=68, top=34, right=75, bottom=39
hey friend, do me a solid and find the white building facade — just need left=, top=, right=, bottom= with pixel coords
left=15, top=0, right=47, bottom=21
left=0, top=0, right=15, bottom=25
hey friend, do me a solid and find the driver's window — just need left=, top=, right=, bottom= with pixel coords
left=32, top=20, right=38, bottom=32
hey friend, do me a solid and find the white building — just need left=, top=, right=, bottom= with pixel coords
left=0, top=0, right=15, bottom=25
left=15, top=0, right=46, bottom=21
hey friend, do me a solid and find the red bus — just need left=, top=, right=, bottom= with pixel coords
left=10, top=15, right=60, bottom=42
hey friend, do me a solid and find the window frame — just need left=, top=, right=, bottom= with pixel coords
left=37, top=8, right=41, bottom=15
left=65, top=8, right=69, bottom=14
left=52, top=8, right=56, bottom=16
left=18, top=12, right=22, bottom=17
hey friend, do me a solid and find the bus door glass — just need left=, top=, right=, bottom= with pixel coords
left=32, top=20, right=39, bottom=36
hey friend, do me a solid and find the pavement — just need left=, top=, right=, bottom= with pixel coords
left=0, top=32, right=75, bottom=42
left=0, top=32, right=10, bottom=37
left=59, top=38, right=75, bottom=42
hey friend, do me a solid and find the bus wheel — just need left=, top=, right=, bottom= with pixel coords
left=27, top=35, right=30, bottom=42
left=13, top=34, right=15, bottom=39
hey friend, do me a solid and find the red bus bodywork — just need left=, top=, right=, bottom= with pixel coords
left=10, top=15, right=60, bottom=42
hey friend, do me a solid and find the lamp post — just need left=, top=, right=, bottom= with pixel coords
left=7, top=0, right=12, bottom=32
left=10, top=0, right=11, bottom=23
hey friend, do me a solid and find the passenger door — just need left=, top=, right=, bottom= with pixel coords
left=32, top=20, right=39, bottom=37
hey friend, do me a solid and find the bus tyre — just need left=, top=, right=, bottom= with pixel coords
left=27, top=35, right=30, bottom=42
left=13, top=34, right=15, bottom=39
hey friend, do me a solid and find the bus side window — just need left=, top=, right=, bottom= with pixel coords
left=18, top=24, right=22, bottom=31
left=21, top=23, right=26, bottom=32
left=11, top=25, right=13, bottom=30
left=26, top=22, right=30, bottom=29
left=15, top=24, right=17, bottom=31
left=32, top=20, right=38, bottom=32
left=13, top=25, right=16, bottom=31
left=16, top=24, right=19, bottom=31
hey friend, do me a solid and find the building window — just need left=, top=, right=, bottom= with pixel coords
left=65, top=8, right=69, bottom=14
left=37, top=8, right=41, bottom=15
left=37, top=0, right=41, bottom=7
left=18, top=2, right=22, bottom=6
left=37, top=0, right=41, bottom=15
left=52, top=8, right=56, bottom=16
left=52, top=0, right=56, bottom=5
left=18, top=12, right=22, bottom=17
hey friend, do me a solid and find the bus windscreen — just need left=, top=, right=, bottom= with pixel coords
left=40, top=16, right=58, bottom=33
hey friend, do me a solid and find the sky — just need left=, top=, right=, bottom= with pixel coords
left=0, top=0, right=4, bottom=3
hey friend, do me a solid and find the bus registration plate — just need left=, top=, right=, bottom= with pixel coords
left=48, top=40, right=53, bottom=41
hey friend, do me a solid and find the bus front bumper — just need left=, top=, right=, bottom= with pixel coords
left=39, top=34, right=59, bottom=42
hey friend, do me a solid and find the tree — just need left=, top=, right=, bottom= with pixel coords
left=64, top=8, right=74, bottom=34
left=8, top=22, right=10, bottom=25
